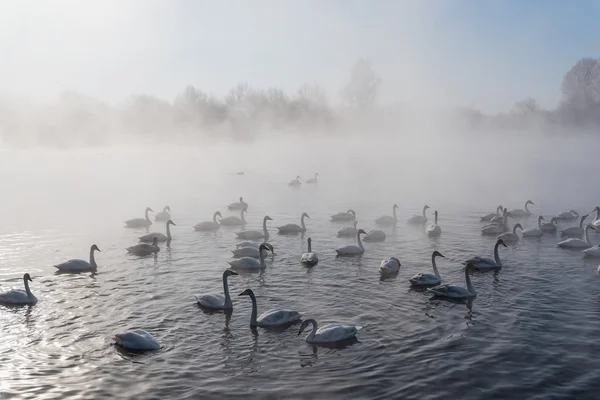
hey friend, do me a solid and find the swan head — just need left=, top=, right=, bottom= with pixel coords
left=167, top=220, right=176, bottom=226
left=238, top=288, right=255, bottom=297
left=526, top=200, right=534, bottom=206
left=593, top=206, right=600, bottom=212
left=307, top=237, right=312, bottom=246
left=358, top=229, right=367, bottom=236
left=224, top=269, right=239, bottom=278
left=296, top=175, right=302, bottom=180
left=264, top=215, right=273, bottom=221
left=91, top=244, right=101, bottom=252
left=259, top=243, right=274, bottom=253
left=393, top=204, right=399, bottom=209
left=23, top=273, right=33, bottom=282
left=581, top=214, right=589, bottom=223
left=570, top=210, right=579, bottom=217
left=164, top=206, right=170, bottom=212
left=514, top=223, right=523, bottom=231
left=302, top=212, right=310, bottom=219
left=497, top=239, right=507, bottom=248
left=239, top=197, right=243, bottom=202
left=550, top=218, right=558, bottom=225
left=315, top=173, right=319, bottom=177
left=424, top=205, right=430, bottom=210
left=242, top=207, right=248, bottom=214
left=432, top=250, right=445, bottom=258
left=347, top=209, right=356, bottom=216
left=389, top=256, right=401, bottom=265
left=215, top=211, right=222, bottom=218
left=538, top=215, right=545, bottom=222
left=298, top=319, right=315, bottom=335
left=434, top=210, right=438, bottom=217
left=146, top=207, right=154, bottom=213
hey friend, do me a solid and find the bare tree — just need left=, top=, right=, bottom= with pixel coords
left=341, top=58, right=382, bottom=108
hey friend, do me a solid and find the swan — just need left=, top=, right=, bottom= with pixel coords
left=363, top=229, right=386, bottom=242
left=583, top=244, right=600, bottom=257
left=139, top=220, right=176, bottom=242
left=490, top=207, right=510, bottom=224
left=522, top=216, right=544, bottom=237
left=426, top=210, right=442, bottom=237
left=407, top=205, right=430, bottom=224
left=379, top=257, right=401, bottom=276
left=194, top=211, right=222, bottom=231
left=113, top=330, right=160, bottom=350
left=541, top=217, right=559, bottom=233
left=127, top=237, right=160, bottom=256
left=219, top=207, right=247, bottom=226
left=238, top=288, right=303, bottom=327
left=54, top=244, right=101, bottom=272
left=481, top=205, right=503, bottom=222
left=465, top=239, right=507, bottom=271
left=337, top=221, right=358, bottom=237
left=301, top=237, right=319, bottom=267
left=231, top=243, right=273, bottom=258
left=289, top=175, right=302, bottom=187
left=509, top=200, right=535, bottom=217
left=497, top=223, right=523, bottom=243
left=592, top=206, right=600, bottom=228
left=306, top=173, right=319, bottom=184
left=298, top=319, right=362, bottom=344
left=560, top=214, right=588, bottom=238
left=556, top=209, right=579, bottom=220
left=410, top=251, right=445, bottom=287
left=335, top=229, right=367, bottom=256
left=428, top=265, right=477, bottom=299
left=277, top=212, right=309, bottom=234
left=195, top=269, right=239, bottom=310
left=228, top=243, right=272, bottom=270
left=558, top=224, right=595, bottom=248
left=154, top=206, right=171, bottom=221
left=482, top=209, right=510, bottom=235
left=375, top=204, right=398, bottom=226
left=331, top=209, right=356, bottom=222
left=227, top=197, right=248, bottom=211
left=236, top=241, right=260, bottom=249
left=236, top=215, right=272, bottom=240
left=124, top=207, right=153, bottom=228
left=0, top=273, right=37, bottom=305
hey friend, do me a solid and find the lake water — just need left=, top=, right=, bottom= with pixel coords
left=2, top=135, right=600, bottom=399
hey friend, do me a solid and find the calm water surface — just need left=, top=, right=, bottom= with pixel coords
left=1, top=140, right=600, bottom=399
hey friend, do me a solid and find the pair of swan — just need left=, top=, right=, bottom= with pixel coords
left=114, top=330, right=161, bottom=350
left=127, top=237, right=160, bottom=256
left=465, top=239, right=507, bottom=271
left=409, top=251, right=445, bottom=286
left=497, top=224, right=523, bottom=242
left=139, top=220, right=175, bottom=242
left=331, top=209, right=356, bottom=222
left=0, top=273, right=37, bottom=305
left=227, top=197, right=248, bottom=211
left=336, top=229, right=367, bottom=256
left=375, top=204, right=398, bottom=226
left=298, top=319, right=361, bottom=344
left=480, top=205, right=503, bottom=222
left=277, top=213, right=309, bottom=234
left=558, top=224, right=596, bottom=248
left=301, top=237, right=319, bottom=266
left=289, top=175, right=302, bottom=187
left=54, top=244, right=101, bottom=272
left=125, top=207, right=153, bottom=228
left=407, top=205, right=430, bottom=224
left=426, top=210, right=441, bottom=237
left=155, top=206, right=171, bottom=221
left=509, top=200, right=535, bottom=217
left=220, top=208, right=247, bottom=226
left=482, top=209, right=510, bottom=235
left=306, top=173, right=319, bottom=184
left=194, top=211, right=222, bottom=231
left=337, top=221, right=358, bottom=237
left=428, top=264, right=477, bottom=299
left=561, top=214, right=588, bottom=237
left=231, top=242, right=272, bottom=258
left=228, top=243, right=273, bottom=269
left=236, top=216, right=272, bottom=240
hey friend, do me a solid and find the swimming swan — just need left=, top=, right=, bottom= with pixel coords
left=306, top=173, right=319, bottom=184
left=289, top=175, right=302, bottom=187
left=238, top=288, right=303, bottom=327
left=113, top=330, right=161, bottom=350
left=298, top=319, right=362, bottom=344
left=426, top=210, right=442, bottom=237
left=410, top=251, right=445, bottom=287
left=558, top=224, right=595, bottom=248
left=583, top=244, right=600, bottom=257
left=522, top=216, right=544, bottom=237
left=0, top=273, right=37, bottom=305
left=54, top=244, right=101, bottom=272
left=335, top=229, right=367, bottom=256
left=124, top=207, right=153, bottom=228
left=481, top=205, right=503, bottom=222
left=139, top=220, right=175, bottom=242
left=195, top=269, right=239, bottom=310
left=127, top=237, right=160, bottom=256
left=301, top=237, right=319, bottom=266
left=331, top=209, right=356, bottom=222
left=497, top=223, right=523, bottom=243
left=428, top=265, right=477, bottom=299
left=337, top=221, right=358, bottom=237
left=227, top=197, right=248, bottom=211
left=228, top=243, right=272, bottom=270
left=592, top=206, right=600, bottom=228
left=465, top=239, right=507, bottom=271
left=277, top=212, right=309, bottom=234
left=154, top=206, right=171, bottom=221
left=220, top=207, right=247, bottom=226
left=556, top=209, right=578, bottom=220
left=231, top=242, right=273, bottom=258
left=482, top=209, right=510, bottom=234
left=407, top=205, right=430, bottom=224
left=509, top=200, right=534, bottom=217
left=561, top=214, right=588, bottom=238
left=540, top=217, right=559, bottom=233
left=236, top=215, right=273, bottom=240
left=363, top=229, right=386, bottom=242
left=375, top=204, right=398, bottom=226
left=194, top=211, right=222, bottom=231
left=379, top=257, right=401, bottom=276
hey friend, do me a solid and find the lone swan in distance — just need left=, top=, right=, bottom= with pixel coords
left=195, top=269, right=239, bottom=310
left=154, top=206, right=171, bottom=221
left=335, top=229, right=367, bottom=256
left=236, top=215, right=273, bottom=240
left=301, top=237, right=319, bottom=267
left=219, top=208, right=247, bottom=227
left=426, top=210, right=442, bottom=237
left=54, top=244, right=101, bottom=272
left=113, top=330, right=161, bottom=351
left=509, top=200, right=535, bottom=217
left=238, top=288, right=303, bottom=327
left=521, top=216, right=544, bottom=237
left=127, top=237, right=160, bottom=256
left=124, top=207, right=153, bottom=228
left=337, top=221, right=358, bottom=237
left=410, top=251, right=445, bottom=287
left=407, top=205, right=430, bottom=224
left=465, top=239, right=507, bottom=271
left=331, top=209, right=356, bottom=222
left=139, top=220, right=176, bottom=242
left=497, top=223, right=523, bottom=243
left=375, top=204, right=398, bottom=226
left=227, top=197, right=248, bottom=211
left=289, top=175, right=302, bottom=187
left=277, top=212, right=309, bottom=234
left=194, top=211, right=222, bottom=231
left=306, top=173, right=319, bottom=184
left=428, top=265, right=477, bottom=299
left=298, top=319, right=362, bottom=344
left=0, top=273, right=37, bottom=305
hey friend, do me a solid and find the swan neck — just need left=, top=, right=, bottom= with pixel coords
left=513, top=225, right=518, bottom=234
left=89, top=248, right=97, bottom=268
left=249, top=292, right=258, bottom=326
left=263, top=217, right=269, bottom=237
left=223, top=274, right=232, bottom=308
left=496, top=205, right=502, bottom=215
left=144, top=209, right=150, bottom=221
left=213, top=212, right=218, bottom=223
left=585, top=226, right=591, bottom=245
left=524, top=202, right=530, bottom=212
left=537, top=216, right=543, bottom=229
left=422, top=206, right=427, bottom=217
left=308, top=240, right=312, bottom=253
left=259, top=247, right=266, bottom=266
left=434, top=212, right=438, bottom=225
left=494, top=242, right=501, bottom=265
left=431, top=255, right=440, bottom=278
left=595, top=209, right=600, bottom=222
left=166, top=222, right=172, bottom=240
left=357, top=232, right=364, bottom=250
left=241, top=209, right=246, bottom=223
left=581, top=216, right=587, bottom=228
left=24, top=277, right=32, bottom=298
left=307, top=319, right=317, bottom=341
left=393, top=206, right=397, bottom=221
left=465, top=268, right=475, bottom=294
left=301, top=215, right=306, bottom=231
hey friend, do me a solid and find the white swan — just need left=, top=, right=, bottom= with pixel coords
left=522, top=216, right=544, bottom=237
left=541, top=217, right=559, bottom=233
left=375, top=204, right=398, bottom=226
left=407, top=205, right=430, bottom=224
left=509, top=200, right=534, bottom=217
left=465, top=239, right=507, bottom=271
left=139, top=220, right=175, bottom=242
left=113, top=330, right=160, bottom=350
left=583, top=244, right=600, bottom=257
left=426, top=210, right=442, bottom=237
left=481, top=205, right=503, bottom=222
left=127, top=237, right=160, bottom=256
left=556, top=209, right=578, bottom=220
left=298, top=319, right=362, bottom=344
left=331, top=209, right=356, bottom=222
left=482, top=209, right=510, bottom=235
left=490, top=207, right=509, bottom=223
left=410, top=251, right=444, bottom=287
left=54, top=244, right=100, bottom=272
left=289, top=175, right=302, bottom=187
left=195, top=269, right=239, bottom=310
left=0, top=273, right=37, bottom=305
left=363, top=229, right=386, bottom=242
left=306, top=173, right=319, bottom=184
left=220, top=207, right=247, bottom=226
left=558, top=224, right=595, bottom=248
left=592, top=206, right=600, bottom=228
left=124, top=207, right=153, bottom=228
left=154, top=206, right=171, bottom=221
left=379, top=257, right=401, bottom=276
left=335, top=229, right=367, bottom=256
left=228, top=243, right=272, bottom=270
left=497, top=223, right=523, bottom=243
left=231, top=243, right=273, bottom=258
left=236, top=215, right=272, bottom=240
left=337, top=221, right=358, bottom=237
left=194, top=211, right=222, bottom=231
left=301, top=237, right=319, bottom=266
left=277, top=212, right=309, bottom=234
left=227, top=197, right=248, bottom=211
left=428, top=265, right=477, bottom=299
left=238, top=288, right=303, bottom=327
left=561, top=214, right=588, bottom=237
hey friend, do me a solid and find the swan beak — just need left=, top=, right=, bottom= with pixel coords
left=28, top=276, right=33, bottom=282
left=97, top=248, right=102, bottom=252
left=230, top=271, right=239, bottom=276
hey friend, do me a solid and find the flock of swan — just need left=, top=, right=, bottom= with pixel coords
left=3, top=192, right=600, bottom=351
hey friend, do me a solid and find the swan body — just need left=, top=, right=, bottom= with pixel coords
left=497, top=223, right=523, bottom=243
left=195, top=270, right=238, bottom=310
left=428, top=265, right=477, bottom=299
left=540, top=217, right=559, bottom=233
left=194, top=211, right=222, bottom=231
left=558, top=224, right=595, bottom=248
left=561, top=214, right=588, bottom=238
left=289, top=175, right=302, bottom=187
left=336, top=229, right=367, bottom=256
left=277, top=212, right=309, bottom=234
left=482, top=209, right=510, bottom=234
left=509, top=200, right=534, bottom=217
left=337, top=221, right=358, bottom=237
left=113, top=330, right=160, bottom=350
left=410, top=251, right=444, bottom=287
left=592, top=207, right=600, bottom=228
left=154, top=206, right=171, bottom=221
left=231, top=243, right=272, bottom=258
left=227, top=197, right=248, bottom=211
left=407, top=205, right=430, bottom=224
left=127, top=237, right=160, bottom=256
left=139, top=220, right=175, bottom=242
left=556, top=209, right=578, bottom=220
left=236, top=241, right=260, bottom=249
left=0, top=273, right=37, bottom=305
left=331, top=209, right=356, bottom=222
left=379, top=257, right=401, bottom=276
left=465, top=239, right=507, bottom=271
left=124, top=207, right=153, bottom=228
left=481, top=205, right=503, bottom=222
left=239, top=288, right=302, bottom=327
left=522, top=216, right=544, bottom=237
left=301, top=237, right=318, bottom=266
left=306, top=173, right=319, bottom=184
left=54, top=244, right=100, bottom=272
left=375, top=204, right=398, bottom=226
left=220, top=208, right=247, bottom=226
left=228, top=244, right=272, bottom=270
left=298, top=319, right=361, bottom=344
left=583, top=245, right=600, bottom=257
left=236, top=215, right=272, bottom=240
left=363, top=229, right=386, bottom=242
left=426, top=210, right=442, bottom=237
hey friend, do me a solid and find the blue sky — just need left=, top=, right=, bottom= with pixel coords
left=0, top=0, right=598, bottom=111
